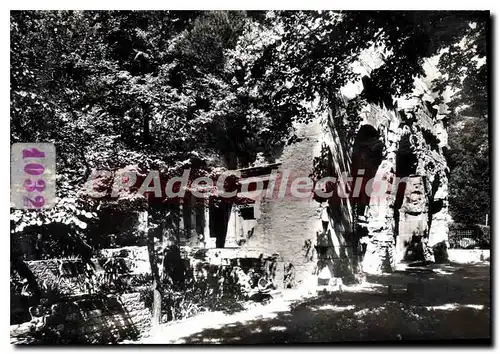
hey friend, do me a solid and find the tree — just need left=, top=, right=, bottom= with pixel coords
left=10, top=10, right=272, bottom=325
left=446, top=117, right=489, bottom=225
left=432, top=16, right=489, bottom=226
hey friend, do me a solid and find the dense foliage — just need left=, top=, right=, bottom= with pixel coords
left=11, top=10, right=488, bottom=263
left=446, top=117, right=489, bottom=226
left=433, top=19, right=489, bottom=226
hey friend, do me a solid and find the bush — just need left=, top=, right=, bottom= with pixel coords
left=159, top=262, right=251, bottom=322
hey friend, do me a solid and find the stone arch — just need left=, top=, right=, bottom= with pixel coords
left=349, top=124, right=385, bottom=270
left=394, top=133, right=418, bottom=210
left=351, top=125, right=384, bottom=217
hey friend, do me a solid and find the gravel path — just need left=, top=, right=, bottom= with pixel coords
left=138, top=262, right=490, bottom=344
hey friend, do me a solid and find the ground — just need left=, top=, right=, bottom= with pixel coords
left=137, top=261, right=490, bottom=344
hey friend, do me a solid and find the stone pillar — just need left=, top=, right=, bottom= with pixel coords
left=190, top=195, right=197, bottom=233
left=361, top=159, right=397, bottom=274
left=395, top=175, right=433, bottom=264
left=238, top=208, right=244, bottom=241
left=428, top=170, right=450, bottom=262
left=428, top=171, right=450, bottom=247
left=203, top=197, right=210, bottom=248
left=223, top=205, right=239, bottom=247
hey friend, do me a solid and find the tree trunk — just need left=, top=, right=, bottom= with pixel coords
left=11, top=258, right=41, bottom=300
left=143, top=115, right=150, bottom=144
left=151, top=280, right=162, bottom=329
left=145, top=210, right=162, bottom=329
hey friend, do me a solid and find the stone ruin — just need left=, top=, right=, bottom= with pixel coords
left=204, top=46, right=452, bottom=283
left=81, top=47, right=451, bottom=288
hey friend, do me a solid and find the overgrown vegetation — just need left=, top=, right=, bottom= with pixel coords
left=10, top=10, right=489, bottom=332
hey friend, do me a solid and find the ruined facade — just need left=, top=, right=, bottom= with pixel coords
left=188, top=47, right=452, bottom=284
left=341, top=48, right=451, bottom=274
left=71, top=48, right=452, bottom=288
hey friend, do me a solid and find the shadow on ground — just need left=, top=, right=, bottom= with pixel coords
left=172, top=263, right=490, bottom=344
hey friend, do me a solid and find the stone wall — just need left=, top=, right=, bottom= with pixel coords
left=235, top=121, right=322, bottom=288
left=234, top=47, right=452, bottom=279
left=10, top=292, right=150, bottom=344
left=233, top=119, right=359, bottom=288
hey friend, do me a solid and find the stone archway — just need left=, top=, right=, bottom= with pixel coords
left=350, top=125, right=385, bottom=271
left=351, top=125, right=384, bottom=218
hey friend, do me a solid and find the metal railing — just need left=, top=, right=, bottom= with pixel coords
left=448, top=228, right=488, bottom=249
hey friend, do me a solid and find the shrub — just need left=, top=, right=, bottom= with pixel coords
left=160, top=262, right=251, bottom=322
